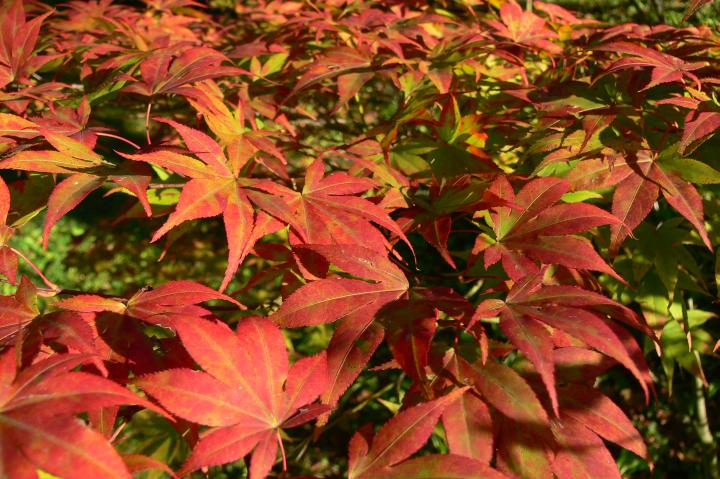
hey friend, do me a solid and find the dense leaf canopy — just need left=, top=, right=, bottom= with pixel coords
left=0, top=0, right=719, bottom=478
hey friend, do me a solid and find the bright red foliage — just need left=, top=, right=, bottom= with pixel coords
left=0, top=0, right=718, bottom=477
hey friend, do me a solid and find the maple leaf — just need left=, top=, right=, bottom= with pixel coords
left=485, top=273, right=653, bottom=416
left=125, top=279, right=243, bottom=318
left=248, top=158, right=411, bottom=252
left=0, top=1, right=699, bottom=476
left=268, top=243, right=411, bottom=421
left=187, top=80, right=289, bottom=171
left=122, top=46, right=244, bottom=99
left=486, top=0, right=561, bottom=54
left=0, top=176, right=18, bottom=284
left=0, top=1, right=56, bottom=89
left=57, top=280, right=243, bottom=327
left=121, top=46, right=245, bottom=141
left=476, top=176, right=624, bottom=282
left=679, top=109, right=720, bottom=155
left=348, top=387, right=468, bottom=478
left=551, top=416, right=623, bottom=479
left=0, top=349, right=166, bottom=479
left=33, top=96, right=95, bottom=140
left=119, top=119, right=282, bottom=291
left=318, top=301, right=385, bottom=423
left=0, top=112, right=39, bottom=143
left=0, top=276, right=38, bottom=345
left=440, top=340, right=648, bottom=479
left=380, top=300, right=437, bottom=383
left=0, top=129, right=108, bottom=173
left=566, top=150, right=712, bottom=254
left=557, top=383, right=648, bottom=462
left=285, top=46, right=374, bottom=106
left=439, top=352, right=494, bottom=463
left=460, top=356, right=550, bottom=426
left=122, top=453, right=177, bottom=478
left=0, top=129, right=157, bottom=248
left=442, top=393, right=494, bottom=462
left=397, top=175, right=505, bottom=268
left=135, top=316, right=329, bottom=478
left=23, top=310, right=106, bottom=374
left=42, top=173, right=104, bottom=248
left=417, top=215, right=456, bottom=267
left=54, top=294, right=127, bottom=315
left=0, top=125, right=153, bottom=246
left=0, top=246, right=16, bottom=286
left=367, top=455, right=511, bottom=479
left=376, top=288, right=472, bottom=390
left=598, top=41, right=705, bottom=90
left=108, top=160, right=155, bottom=216
left=271, top=244, right=408, bottom=328
left=497, top=416, right=555, bottom=479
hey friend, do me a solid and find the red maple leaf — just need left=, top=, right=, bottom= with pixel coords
left=135, top=316, right=329, bottom=478
left=470, top=273, right=653, bottom=416
left=566, top=150, right=712, bottom=255
left=475, top=176, right=624, bottom=282
left=0, top=349, right=166, bottom=479
left=0, top=1, right=57, bottom=89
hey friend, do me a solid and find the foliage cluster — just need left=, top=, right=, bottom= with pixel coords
left=1, top=0, right=720, bottom=478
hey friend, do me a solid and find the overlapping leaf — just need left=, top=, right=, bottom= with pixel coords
left=478, top=273, right=653, bottom=416
left=0, top=1, right=56, bottom=89
left=599, top=41, right=704, bottom=90
left=348, top=388, right=469, bottom=478
left=0, top=349, right=164, bottom=479
left=136, top=316, right=328, bottom=478
left=272, top=244, right=408, bottom=328
left=477, top=176, right=624, bottom=281
left=566, top=151, right=712, bottom=254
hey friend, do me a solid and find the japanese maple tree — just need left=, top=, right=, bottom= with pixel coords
left=0, top=0, right=719, bottom=478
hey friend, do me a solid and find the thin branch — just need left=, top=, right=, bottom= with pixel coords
left=148, top=183, right=186, bottom=189
left=96, top=132, right=141, bottom=150
left=45, top=287, right=120, bottom=298
left=145, top=101, right=153, bottom=145
left=694, top=372, right=719, bottom=478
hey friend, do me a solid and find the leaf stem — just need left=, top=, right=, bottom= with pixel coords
left=277, top=430, right=287, bottom=471
left=148, top=183, right=186, bottom=189
left=96, top=132, right=141, bottom=150
left=9, top=247, right=60, bottom=292
left=145, top=101, right=153, bottom=145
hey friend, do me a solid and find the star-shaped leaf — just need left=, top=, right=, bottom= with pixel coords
left=135, top=316, right=329, bottom=478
